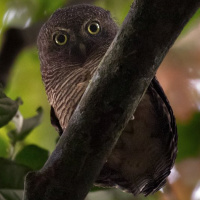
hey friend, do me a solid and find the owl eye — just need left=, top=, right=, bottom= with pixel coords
left=87, top=22, right=100, bottom=35
left=53, top=32, right=68, bottom=45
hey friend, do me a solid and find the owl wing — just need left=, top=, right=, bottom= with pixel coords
left=151, top=76, right=177, bottom=139
left=95, top=76, right=177, bottom=196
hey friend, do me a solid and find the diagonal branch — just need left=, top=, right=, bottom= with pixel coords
left=24, top=0, right=200, bottom=200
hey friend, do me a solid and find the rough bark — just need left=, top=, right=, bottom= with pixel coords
left=24, top=0, right=200, bottom=200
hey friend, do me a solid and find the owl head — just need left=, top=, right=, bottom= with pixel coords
left=38, top=4, right=118, bottom=77
left=38, top=4, right=119, bottom=129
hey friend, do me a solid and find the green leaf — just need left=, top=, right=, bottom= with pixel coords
left=0, top=158, right=31, bottom=189
left=7, top=107, right=43, bottom=144
left=16, top=107, right=43, bottom=141
left=15, top=145, right=49, bottom=170
left=177, top=112, right=200, bottom=161
left=0, top=189, right=23, bottom=200
left=0, top=88, right=18, bottom=128
left=0, top=135, right=9, bottom=158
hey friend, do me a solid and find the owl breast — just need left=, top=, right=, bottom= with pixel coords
left=44, top=57, right=100, bottom=129
left=44, top=69, right=87, bottom=129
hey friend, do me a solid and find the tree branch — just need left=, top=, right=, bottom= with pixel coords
left=24, top=0, right=200, bottom=200
left=0, top=22, right=43, bottom=86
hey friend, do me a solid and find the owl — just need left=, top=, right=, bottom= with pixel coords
left=37, top=4, right=177, bottom=196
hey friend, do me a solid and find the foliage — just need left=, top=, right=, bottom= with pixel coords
left=0, top=190, right=24, bottom=200
left=177, top=113, right=200, bottom=161
left=0, top=89, right=48, bottom=200
left=0, top=86, right=18, bottom=128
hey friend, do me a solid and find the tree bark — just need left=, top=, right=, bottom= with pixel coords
left=24, top=0, right=200, bottom=200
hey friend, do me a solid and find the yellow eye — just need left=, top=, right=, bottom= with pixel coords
left=53, top=32, right=68, bottom=45
left=87, top=22, right=100, bottom=35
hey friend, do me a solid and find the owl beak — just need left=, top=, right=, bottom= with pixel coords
left=70, top=42, right=87, bottom=63
left=79, top=43, right=86, bottom=58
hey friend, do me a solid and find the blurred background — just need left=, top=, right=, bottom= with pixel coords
left=0, top=0, right=200, bottom=200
